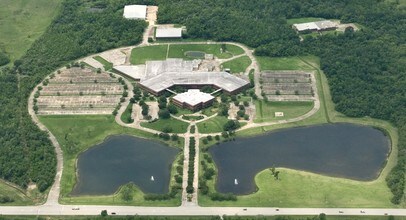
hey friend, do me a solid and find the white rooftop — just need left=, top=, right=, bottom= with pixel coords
left=123, top=5, right=147, bottom=20
left=173, top=90, right=214, bottom=106
left=113, top=65, right=146, bottom=80
left=156, top=28, right=183, bottom=38
left=293, top=20, right=337, bottom=32
left=139, top=71, right=249, bottom=94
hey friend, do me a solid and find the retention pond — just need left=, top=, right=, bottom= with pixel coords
left=72, top=135, right=179, bottom=195
left=209, top=123, right=390, bottom=195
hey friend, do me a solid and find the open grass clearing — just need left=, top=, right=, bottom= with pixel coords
left=38, top=115, right=183, bottom=206
left=141, top=117, right=189, bottom=133
left=197, top=116, right=230, bottom=133
left=168, top=44, right=243, bottom=59
left=0, top=181, right=41, bottom=206
left=0, top=0, right=61, bottom=63
left=221, top=56, right=252, bottom=73
left=254, top=100, right=314, bottom=123
left=199, top=168, right=394, bottom=208
left=256, top=56, right=315, bottom=71
left=130, top=45, right=168, bottom=65
left=93, top=56, right=113, bottom=71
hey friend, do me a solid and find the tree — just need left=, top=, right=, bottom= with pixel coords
left=158, top=109, right=170, bottom=119
left=167, top=104, right=178, bottom=114
left=100, top=210, right=108, bottom=217
left=120, top=183, right=134, bottom=201
left=223, top=120, right=241, bottom=132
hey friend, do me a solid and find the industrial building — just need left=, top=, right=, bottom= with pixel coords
left=293, top=20, right=337, bottom=33
left=156, top=27, right=183, bottom=39
left=123, top=5, right=147, bottom=20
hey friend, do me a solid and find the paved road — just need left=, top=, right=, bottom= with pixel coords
left=0, top=205, right=405, bottom=216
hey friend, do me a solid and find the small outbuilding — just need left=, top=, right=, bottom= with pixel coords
left=293, top=20, right=337, bottom=33
left=155, top=27, right=183, bottom=39
left=123, top=5, right=147, bottom=20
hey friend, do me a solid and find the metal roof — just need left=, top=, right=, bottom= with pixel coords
left=123, top=5, right=147, bottom=20
left=156, top=28, right=182, bottom=38
left=293, top=20, right=337, bottom=32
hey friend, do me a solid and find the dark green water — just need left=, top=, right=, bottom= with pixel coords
left=209, top=123, right=390, bottom=195
left=72, top=135, right=179, bottom=195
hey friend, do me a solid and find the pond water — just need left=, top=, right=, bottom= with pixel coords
left=209, top=123, right=390, bottom=195
left=185, top=51, right=205, bottom=59
left=72, top=135, right=179, bottom=195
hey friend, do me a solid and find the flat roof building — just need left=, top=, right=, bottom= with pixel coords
left=172, top=89, right=215, bottom=111
left=139, top=71, right=249, bottom=96
left=123, top=5, right=147, bottom=20
left=156, top=28, right=183, bottom=38
left=293, top=20, right=337, bottom=33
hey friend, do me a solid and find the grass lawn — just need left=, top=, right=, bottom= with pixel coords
left=199, top=168, right=394, bottom=208
left=174, top=107, right=194, bottom=117
left=197, top=116, right=229, bottom=133
left=0, top=0, right=61, bottom=63
left=254, top=100, right=314, bottom=123
left=221, top=56, right=252, bottom=74
left=0, top=181, right=41, bottom=206
left=168, top=44, right=243, bottom=59
left=93, top=56, right=113, bottom=71
left=286, top=17, right=325, bottom=25
left=141, top=117, right=189, bottom=133
left=201, top=106, right=218, bottom=117
left=120, top=103, right=133, bottom=123
left=38, top=115, right=183, bottom=206
left=199, top=55, right=401, bottom=208
left=130, top=45, right=168, bottom=65
left=256, top=56, right=315, bottom=71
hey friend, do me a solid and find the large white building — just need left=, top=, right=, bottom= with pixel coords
left=123, top=5, right=147, bottom=20
left=293, top=20, right=337, bottom=33
left=156, top=27, right=183, bottom=39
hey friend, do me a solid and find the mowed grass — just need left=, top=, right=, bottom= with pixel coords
left=197, top=116, right=229, bottom=133
left=0, top=181, right=39, bottom=206
left=38, top=115, right=183, bottom=206
left=0, top=0, right=61, bottom=62
left=168, top=44, right=243, bottom=59
left=199, top=168, right=394, bottom=208
left=221, top=55, right=252, bottom=73
left=130, top=45, right=168, bottom=64
left=287, top=17, right=325, bottom=25
left=93, top=56, right=113, bottom=71
left=254, top=100, right=314, bottom=123
left=256, top=56, right=314, bottom=71
left=141, top=117, right=189, bottom=133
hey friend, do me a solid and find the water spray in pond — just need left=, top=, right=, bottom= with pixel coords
left=234, top=179, right=238, bottom=185
left=151, top=176, right=154, bottom=181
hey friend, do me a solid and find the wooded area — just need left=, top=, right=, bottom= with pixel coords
left=0, top=0, right=146, bottom=192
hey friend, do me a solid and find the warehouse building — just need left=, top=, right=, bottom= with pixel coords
left=123, top=5, right=147, bottom=20
left=293, top=20, right=337, bottom=33
left=156, top=27, right=183, bottom=39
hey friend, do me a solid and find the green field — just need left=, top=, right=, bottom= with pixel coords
left=0, top=181, right=41, bottom=206
left=93, top=56, right=113, bottom=71
left=200, top=168, right=394, bottom=208
left=287, top=17, right=325, bottom=25
left=256, top=56, right=315, bottom=71
left=141, top=117, right=189, bottom=133
left=196, top=116, right=230, bottom=133
left=254, top=100, right=314, bottom=123
left=130, top=45, right=168, bottom=64
left=199, top=56, right=400, bottom=208
left=168, top=44, right=244, bottom=59
left=38, top=115, right=183, bottom=206
left=221, top=56, right=252, bottom=73
left=0, top=0, right=61, bottom=63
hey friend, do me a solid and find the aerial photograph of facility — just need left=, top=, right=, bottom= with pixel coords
left=0, top=0, right=404, bottom=220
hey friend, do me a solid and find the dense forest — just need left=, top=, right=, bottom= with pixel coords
left=0, top=0, right=405, bottom=205
left=0, top=0, right=146, bottom=192
left=157, top=0, right=405, bottom=203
